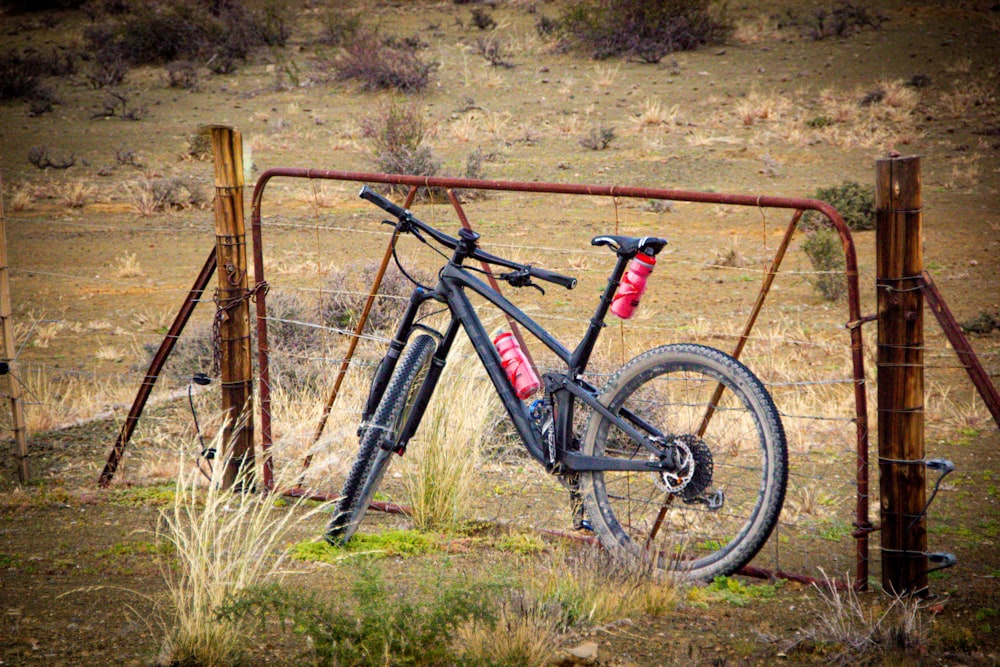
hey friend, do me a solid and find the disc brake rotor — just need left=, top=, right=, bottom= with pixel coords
left=651, top=434, right=714, bottom=499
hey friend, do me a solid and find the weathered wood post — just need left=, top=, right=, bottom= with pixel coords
left=209, top=126, right=255, bottom=490
left=0, top=174, right=29, bottom=483
left=876, top=155, right=927, bottom=595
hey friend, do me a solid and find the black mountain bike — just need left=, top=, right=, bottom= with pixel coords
left=325, top=186, right=788, bottom=580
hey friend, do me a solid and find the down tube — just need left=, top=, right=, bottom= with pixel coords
left=445, top=284, right=550, bottom=467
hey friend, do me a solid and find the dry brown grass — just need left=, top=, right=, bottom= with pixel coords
left=793, top=571, right=930, bottom=663
left=8, top=183, right=34, bottom=211
left=632, top=97, right=680, bottom=132
left=61, top=180, right=96, bottom=209
left=113, top=251, right=145, bottom=278
left=158, top=441, right=333, bottom=667
left=526, top=544, right=680, bottom=628
left=401, top=338, right=493, bottom=531
left=456, top=592, right=558, bottom=667
left=589, top=63, right=620, bottom=89
left=734, top=90, right=794, bottom=126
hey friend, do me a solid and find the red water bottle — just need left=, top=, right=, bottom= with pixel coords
left=493, top=332, right=540, bottom=399
left=610, top=252, right=656, bottom=320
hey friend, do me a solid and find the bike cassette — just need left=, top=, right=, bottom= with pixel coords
left=651, top=434, right=714, bottom=500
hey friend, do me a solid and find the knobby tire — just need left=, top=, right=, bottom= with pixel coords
left=579, top=344, right=787, bottom=581
left=325, top=334, right=436, bottom=544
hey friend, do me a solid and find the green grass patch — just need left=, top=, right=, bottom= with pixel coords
left=108, top=485, right=176, bottom=507
left=0, top=552, right=22, bottom=568
left=292, top=530, right=438, bottom=563
left=687, top=576, right=782, bottom=607
left=97, top=540, right=170, bottom=559
left=220, top=566, right=497, bottom=667
left=497, top=532, right=547, bottom=555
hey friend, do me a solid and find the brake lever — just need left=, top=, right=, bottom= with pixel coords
left=381, top=218, right=426, bottom=243
left=500, top=268, right=546, bottom=295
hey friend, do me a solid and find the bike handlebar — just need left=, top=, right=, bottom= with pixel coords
left=359, top=185, right=576, bottom=290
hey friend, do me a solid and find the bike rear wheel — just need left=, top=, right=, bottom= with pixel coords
left=579, top=344, right=787, bottom=580
left=325, top=334, right=436, bottom=544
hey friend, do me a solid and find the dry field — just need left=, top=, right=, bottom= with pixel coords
left=1, top=0, right=998, bottom=664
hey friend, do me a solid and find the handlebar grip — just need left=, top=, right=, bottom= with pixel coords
left=530, top=266, right=577, bottom=290
left=359, top=185, right=409, bottom=220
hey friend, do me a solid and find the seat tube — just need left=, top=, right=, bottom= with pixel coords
left=570, top=253, right=631, bottom=371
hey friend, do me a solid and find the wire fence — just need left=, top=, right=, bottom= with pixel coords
left=1, top=166, right=998, bottom=588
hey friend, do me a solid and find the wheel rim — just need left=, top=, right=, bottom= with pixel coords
left=587, top=358, right=775, bottom=573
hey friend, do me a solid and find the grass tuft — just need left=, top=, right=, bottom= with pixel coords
left=156, top=440, right=332, bottom=666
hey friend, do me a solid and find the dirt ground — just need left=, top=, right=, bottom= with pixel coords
left=1, top=0, right=999, bottom=665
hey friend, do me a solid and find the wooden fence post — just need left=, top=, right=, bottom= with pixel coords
left=209, top=126, right=255, bottom=491
left=0, top=173, right=29, bottom=483
left=876, top=155, right=927, bottom=595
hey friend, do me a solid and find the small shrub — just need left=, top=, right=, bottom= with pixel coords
left=804, top=2, right=886, bottom=41
left=335, top=30, right=435, bottom=93
left=0, top=50, right=43, bottom=100
left=802, top=228, right=846, bottom=302
left=802, top=180, right=876, bottom=231
left=959, top=311, right=998, bottom=335
left=536, top=15, right=560, bottom=38
left=86, top=46, right=129, bottom=88
left=579, top=126, right=615, bottom=150
left=559, top=0, right=730, bottom=62
left=319, top=7, right=363, bottom=46
left=27, top=87, right=58, bottom=116
left=165, top=60, right=199, bottom=89
left=220, top=568, right=496, bottom=667
left=83, top=0, right=291, bottom=73
left=361, top=98, right=440, bottom=191
left=320, top=262, right=427, bottom=334
left=474, top=36, right=515, bottom=68
left=114, top=148, right=143, bottom=168
left=93, top=88, right=146, bottom=120
left=470, top=7, right=496, bottom=30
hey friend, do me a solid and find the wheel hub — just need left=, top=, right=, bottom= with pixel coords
left=652, top=434, right=713, bottom=499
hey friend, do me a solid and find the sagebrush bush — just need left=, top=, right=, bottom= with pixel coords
left=335, top=30, right=435, bottom=93
left=362, top=99, right=440, bottom=193
left=803, top=2, right=886, bottom=40
left=83, top=0, right=292, bottom=73
left=580, top=126, right=615, bottom=150
left=320, top=6, right=363, bottom=46
left=320, top=263, right=425, bottom=334
left=803, top=228, right=846, bottom=301
left=803, top=180, right=876, bottom=231
left=559, top=0, right=730, bottom=62
left=0, top=54, right=38, bottom=100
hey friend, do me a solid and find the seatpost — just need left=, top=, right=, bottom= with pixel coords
left=569, top=253, right=632, bottom=372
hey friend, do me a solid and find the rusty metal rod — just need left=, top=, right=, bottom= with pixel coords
left=919, top=270, right=1000, bottom=427
left=99, top=248, right=217, bottom=487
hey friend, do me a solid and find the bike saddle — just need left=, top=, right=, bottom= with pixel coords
left=591, top=234, right=668, bottom=257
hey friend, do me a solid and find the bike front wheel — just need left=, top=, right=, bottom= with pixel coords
left=579, top=343, right=787, bottom=581
left=325, top=333, right=436, bottom=544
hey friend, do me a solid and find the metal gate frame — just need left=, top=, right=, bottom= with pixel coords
left=249, top=169, right=872, bottom=589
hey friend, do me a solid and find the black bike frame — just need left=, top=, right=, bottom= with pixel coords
left=362, top=248, right=676, bottom=476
